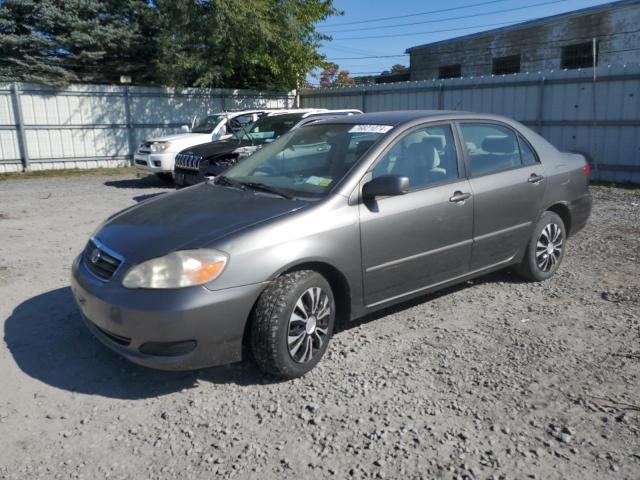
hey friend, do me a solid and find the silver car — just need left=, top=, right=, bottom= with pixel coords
left=71, top=111, right=592, bottom=379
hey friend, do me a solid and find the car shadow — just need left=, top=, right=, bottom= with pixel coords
left=3, top=287, right=273, bottom=399
left=5, top=270, right=524, bottom=398
left=336, top=268, right=525, bottom=333
left=104, top=174, right=173, bottom=190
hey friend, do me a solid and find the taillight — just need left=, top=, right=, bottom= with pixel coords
left=583, top=163, right=590, bottom=177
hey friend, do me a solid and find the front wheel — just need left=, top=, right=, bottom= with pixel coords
left=250, top=270, right=335, bottom=379
left=515, top=211, right=566, bottom=281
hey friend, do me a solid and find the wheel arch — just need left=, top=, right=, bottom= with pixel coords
left=240, top=259, right=353, bottom=361
left=545, top=202, right=572, bottom=236
left=278, top=261, right=352, bottom=325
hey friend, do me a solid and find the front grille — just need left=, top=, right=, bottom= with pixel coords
left=135, top=159, right=147, bottom=166
left=94, top=324, right=131, bottom=346
left=83, top=238, right=123, bottom=282
left=175, top=153, right=203, bottom=171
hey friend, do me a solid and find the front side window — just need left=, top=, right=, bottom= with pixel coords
left=372, top=124, right=459, bottom=189
left=191, top=114, right=226, bottom=134
left=460, top=123, right=522, bottom=176
left=222, top=124, right=389, bottom=198
left=235, top=113, right=305, bottom=144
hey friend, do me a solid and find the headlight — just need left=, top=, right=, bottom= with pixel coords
left=122, top=249, right=228, bottom=289
left=150, top=141, right=171, bottom=153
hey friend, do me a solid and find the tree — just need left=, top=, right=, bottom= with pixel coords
left=0, top=0, right=339, bottom=89
left=0, top=0, right=161, bottom=85
left=319, top=62, right=354, bottom=88
left=390, top=64, right=408, bottom=73
left=0, top=0, right=72, bottom=84
left=380, top=64, right=408, bottom=76
left=319, top=62, right=338, bottom=88
left=155, top=0, right=339, bottom=90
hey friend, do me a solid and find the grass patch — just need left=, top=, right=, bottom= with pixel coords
left=0, top=167, right=140, bottom=181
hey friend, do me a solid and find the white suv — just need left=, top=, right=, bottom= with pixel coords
left=134, top=110, right=283, bottom=176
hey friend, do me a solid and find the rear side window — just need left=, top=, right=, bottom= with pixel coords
left=459, top=123, right=521, bottom=177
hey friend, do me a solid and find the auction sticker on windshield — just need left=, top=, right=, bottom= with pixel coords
left=305, top=176, right=333, bottom=187
left=348, top=125, right=393, bottom=134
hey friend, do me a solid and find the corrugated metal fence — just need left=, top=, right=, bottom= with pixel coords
left=300, top=65, right=640, bottom=184
left=0, top=83, right=295, bottom=173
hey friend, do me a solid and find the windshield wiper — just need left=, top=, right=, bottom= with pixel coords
left=214, top=175, right=245, bottom=189
left=239, top=181, right=293, bottom=200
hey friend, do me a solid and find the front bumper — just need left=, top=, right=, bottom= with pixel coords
left=173, top=168, right=206, bottom=189
left=134, top=152, right=176, bottom=173
left=71, top=255, right=266, bottom=371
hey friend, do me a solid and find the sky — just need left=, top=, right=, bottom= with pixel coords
left=311, top=0, right=617, bottom=84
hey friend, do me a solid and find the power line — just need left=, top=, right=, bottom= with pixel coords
left=404, top=28, right=640, bottom=58
left=321, top=0, right=509, bottom=27
left=330, top=19, right=528, bottom=41
left=322, top=0, right=569, bottom=34
left=323, top=29, right=640, bottom=68
left=328, top=54, right=409, bottom=61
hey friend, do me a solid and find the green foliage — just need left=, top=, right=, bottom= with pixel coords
left=0, top=0, right=338, bottom=89
left=155, top=0, right=338, bottom=90
left=0, top=0, right=160, bottom=85
left=390, top=64, right=408, bottom=73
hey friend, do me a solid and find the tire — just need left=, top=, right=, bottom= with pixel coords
left=250, top=270, right=336, bottom=379
left=515, top=211, right=567, bottom=282
left=156, top=172, right=173, bottom=182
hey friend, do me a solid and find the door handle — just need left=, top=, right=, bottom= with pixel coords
left=449, top=191, right=472, bottom=203
left=528, top=173, right=544, bottom=184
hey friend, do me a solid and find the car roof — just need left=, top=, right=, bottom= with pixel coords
left=312, top=110, right=518, bottom=127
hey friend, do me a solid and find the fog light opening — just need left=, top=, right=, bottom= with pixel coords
left=139, top=340, right=197, bottom=357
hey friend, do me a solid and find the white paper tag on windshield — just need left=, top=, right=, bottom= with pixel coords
left=348, top=125, right=393, bottom=134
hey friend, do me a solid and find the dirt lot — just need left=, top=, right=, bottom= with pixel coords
left=0, top=173, right=638, bottom=479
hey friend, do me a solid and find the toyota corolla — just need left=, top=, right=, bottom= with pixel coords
left=71, top=111, right=591, bottom=379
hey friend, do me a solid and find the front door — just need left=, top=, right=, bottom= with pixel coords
left=359, top=123, right=474, bottom=307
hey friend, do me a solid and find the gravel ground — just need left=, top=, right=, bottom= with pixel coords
left=0, top=173, right=638, bottom=480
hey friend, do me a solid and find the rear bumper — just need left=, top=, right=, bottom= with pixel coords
left=71, top=255, right=266, bottom=371
left=134, top=152, right=175, bottom=173
left=568, top=192, right=592, bottom=236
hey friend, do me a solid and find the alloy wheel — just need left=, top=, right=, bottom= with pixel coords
left=536, top=222, right=563, bottom=272
left=287, top=287, right=331, bottom=363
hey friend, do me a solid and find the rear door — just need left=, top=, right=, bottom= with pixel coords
left=456, top=121, right=547, bottom=271
left=359, top=122, right=474, bottom=307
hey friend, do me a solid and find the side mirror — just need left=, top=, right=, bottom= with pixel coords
left=362, top=175, right=409, bottom=199
left=180, top=125, right=190, bottom=133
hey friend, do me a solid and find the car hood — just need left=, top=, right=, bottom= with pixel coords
left=180, top=139, right=250, bottom=159
left=146, top=133, right=212, bottom=143
left=93, top=183, right=308, bottom=262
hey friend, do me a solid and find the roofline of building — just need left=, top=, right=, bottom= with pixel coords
left=405, top=0, right=640, bottom=53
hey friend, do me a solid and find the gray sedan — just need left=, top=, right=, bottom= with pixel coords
left=71, top=111, right=592, bottom=379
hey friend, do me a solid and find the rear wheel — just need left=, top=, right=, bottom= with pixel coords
left=516, top=211, right=566, bottom=281
left=250, top=270, right=335, bottom=379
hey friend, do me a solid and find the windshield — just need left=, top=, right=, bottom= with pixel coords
left=191, top=114, right=226, bottom=134
left=221, top=123, right=391, bottom=198
left=233, top=113, right=305, bottom=144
